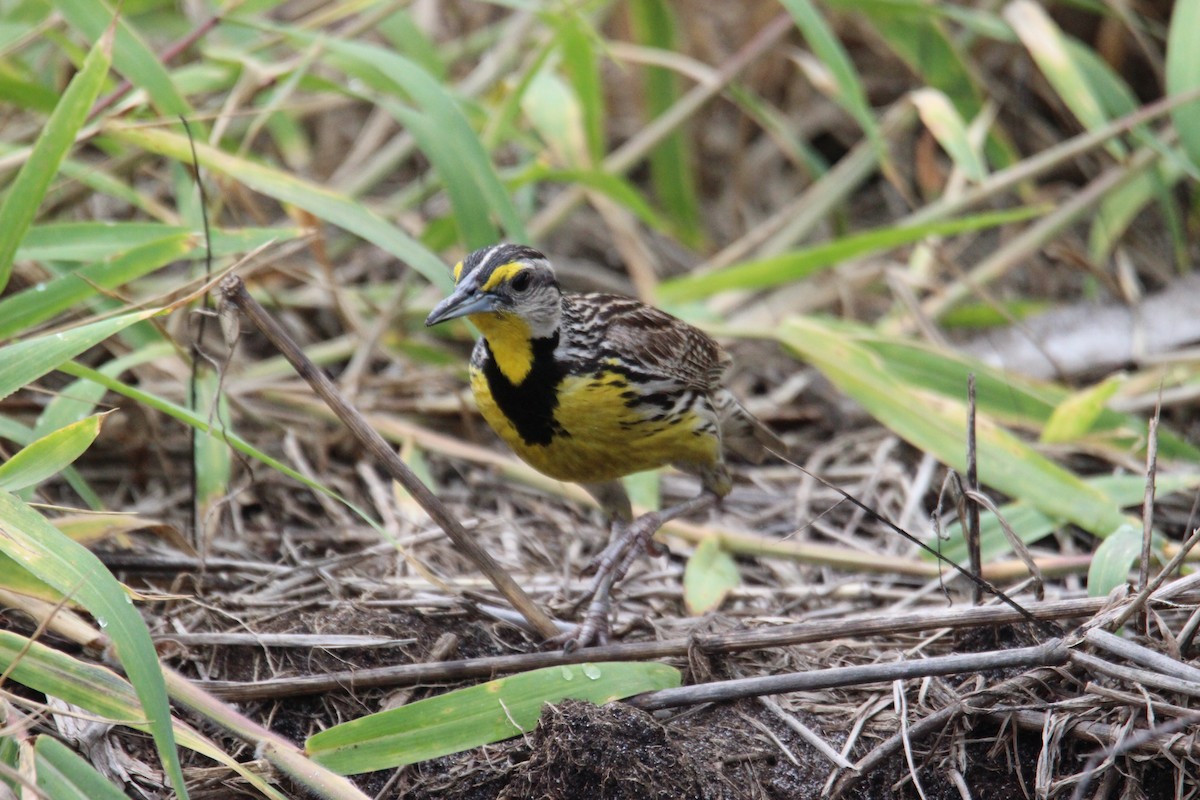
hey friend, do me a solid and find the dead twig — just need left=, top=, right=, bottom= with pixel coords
left=966, top=375, right=981, bottom=605
left=1138, top=397, right=1161, bottom=632
left=1083, top=628, right=1200, bottom=684
left=830, top=663, right=1070, bottom=799
left=627, top=640, right=1068, bottom=712
left=196, top=594, right=1138, bottom=700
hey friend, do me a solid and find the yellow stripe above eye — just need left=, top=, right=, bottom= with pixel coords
left=453, top=261, right=464, bottom=282
left=480, top=263, right=527, bottom=292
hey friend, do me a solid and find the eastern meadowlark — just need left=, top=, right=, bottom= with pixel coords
left=425, top=244, right=781, bottom=647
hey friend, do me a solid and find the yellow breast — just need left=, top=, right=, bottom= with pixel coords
left=470, top=365, right=719, bottom=484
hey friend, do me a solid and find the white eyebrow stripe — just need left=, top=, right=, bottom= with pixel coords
left=476, top=245, right=508, bottom=277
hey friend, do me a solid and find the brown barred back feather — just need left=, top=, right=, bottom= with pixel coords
left=426, top=245, right=782, bottom=519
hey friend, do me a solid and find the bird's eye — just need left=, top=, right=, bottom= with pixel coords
left=510, top=271, right=532, bottom=292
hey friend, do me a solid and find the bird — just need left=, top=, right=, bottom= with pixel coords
left=425, top=243, right=781, bottom=648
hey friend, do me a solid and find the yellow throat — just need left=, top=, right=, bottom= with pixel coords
left=469, top=312, right=536, bottom=384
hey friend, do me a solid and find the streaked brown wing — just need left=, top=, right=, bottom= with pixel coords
left=601, top=299, right=728, bottom=392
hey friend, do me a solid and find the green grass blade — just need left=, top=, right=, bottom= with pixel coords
left=17, top=222, right=303, bottom=262
left=1063, top=39, right=1192, bottom=263
left=263, top=24, right=526, bottom=247
left=0, top=309, right=160, bottom=400
left=514, top=165, right=674, bottom=234
left=0, top=233, right=191, bottom=339
left=832, top=0, right=1017, bottom=168
left=377, top=9, right=445, bottom=79
left=932, top=473, right=1200, bottom=564
left=1040, top=376, right=1123, bottom=445
left=106, top=124, right=451, bottom=289
left=18, top=222, right=191, bottom=261
left=522, top=66, right=590, bottom=167
left=0, top=633, right=288, bottom=800
left=0, top=24, right=111, bottom=292
left=660, top=206, right=1044, bottom=303
left=0, top=413, right=106, bottom=494
left=0, top=414, right=104, bottom=512
left=53, top=0, right=191, bottom=116
left=1088, top=156, right=1186, bottom=263
left=629, top=0, right=702, bottom=245
left=35, top=737, right=129, bottom=800
left=0, top=492, right=188, bottom=798
left=55, top=361, right=382, bottom=528
left=1167, top=0, right=1200, bottom=170
left=555, top=13, right=605, bottom=164
left=779, top=0, right=882, bottom=153
left=37, top=344, right=177, bottom=436
left=911, top=88, right=986, bottom=182
left=858, top=333, right=1200, bottom=461
left=307, top=662, right=681, bottom=774
left=776, top=316, right=1130, bottom=538
left=1004, top=0, right=1117, bottom=154
left=0, top=64, right=59, bottom=112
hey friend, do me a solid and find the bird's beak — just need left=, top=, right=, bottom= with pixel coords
left=424, top=285, right=498, bottom=327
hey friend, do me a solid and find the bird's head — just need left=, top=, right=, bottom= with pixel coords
left=424, top=244, right=562, bottom=341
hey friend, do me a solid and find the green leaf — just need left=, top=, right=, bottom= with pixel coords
left=856, top=332, right=1200, bottom=461
left=0, top=309, right=160, bottom=401
left=0, top=23, right=111, bottom=292
left=0, top=62, right=59, bottom=112
left=1088, top=155, right=1187, bottom=263
left=265, top=25, right=527, bottom=248
left=1004, top=0, right=1118, bottom=156
left=833, top=0, right=1017, bottom=168
left=629, top=0, right=702, bottom=245
left=660, top=206, right=1044, bottom=302
left=307, top=662, right=681, bottom=774
left=684, top=538, right=740, bottom=615
left=0, top=413, right=107, bottom=494
left=0, top=234, right=192, bottom=340
left=56, top=361, right=384, bottom=532
left=53, top=0, right=191, bottom=116
left=522, top=66, right=590, bottom=166
left=779, top=0, right=882, bottom=154
left=776, top=316, right=1130, bottom=538
left=932, top=473, right=1200, bottom=564
left=106, top=125, right=451, bottom=290
left=1040, top=375, right=1124, bottom=444
left=1167, top=0, right=1200, bottom=170
left=513, top=165, right=674, bottom=235
left=0, top=633, right=288, bottom=800
left=555, top=13, right=605, bottom=164
left=36, top=737, right=130, bottom=800
left=0, top=492, right=187, bottom=798
left=622, top=470, right=661, bottom=512
left=17, top=222, right=303, bottom=262
left=1087, top=523, right=1146, bottom=597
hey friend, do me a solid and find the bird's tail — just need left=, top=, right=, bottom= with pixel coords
left=714, top=389, right=787, bottom=463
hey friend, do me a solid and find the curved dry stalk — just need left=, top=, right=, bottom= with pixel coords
left=218, top=275, right=560, bottom=640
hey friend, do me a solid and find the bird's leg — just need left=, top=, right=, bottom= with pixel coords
left=559, top=490, right=721, bottom=651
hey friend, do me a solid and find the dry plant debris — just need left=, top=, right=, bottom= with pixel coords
left=1, top=0, right=1199, bottom=798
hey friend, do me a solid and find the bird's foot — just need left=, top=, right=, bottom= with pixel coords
left=552, top=493, right=719, bottom=651
left=553, top=512, right=666, bottom=651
